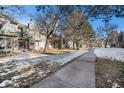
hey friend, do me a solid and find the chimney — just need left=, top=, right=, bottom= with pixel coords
left=28, top=19, right=33, bottom=29
left=28, top=23, right=30, bottom=29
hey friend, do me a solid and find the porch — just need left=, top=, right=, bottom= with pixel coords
left=0, top=34, right=29, bottom=57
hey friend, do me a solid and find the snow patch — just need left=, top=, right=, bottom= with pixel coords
left=54, top=50, right=88, bottom=65
left=94, top=48, right=124, bottom=62
left=0, top=50, right=88, bottom=87
left=12, top=70, right=35, bottom=80
left=112, top=82, right=121, bottom=88
left=0, top=52, right=48, bottom=63
left=0, top=80, right=12, bottom=87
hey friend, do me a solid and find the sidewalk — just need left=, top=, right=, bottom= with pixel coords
left=31, top=50, right=96, bottom=88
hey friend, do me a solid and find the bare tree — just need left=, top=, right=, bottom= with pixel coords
left=35, top=10, right=62, bottom=52
left=35, top=6, right=80, bottom=53
left=96, top=22, right=118, bottom=48
left=0, top=6, right=25, bottom=15
left=64, top=12, right=84, bottom=49
left=64, top=11, right=94, bottom=49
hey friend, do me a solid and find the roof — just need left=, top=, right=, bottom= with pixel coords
left=0, top=13, right=27, bottom=29
left=0, top=13, right=18, bottom=24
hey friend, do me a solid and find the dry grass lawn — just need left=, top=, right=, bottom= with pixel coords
left=96, top=58, right=124, bottom=88
left=46, top=49, right=74, bottom=55
left=31, top=49, right=75, bottom=55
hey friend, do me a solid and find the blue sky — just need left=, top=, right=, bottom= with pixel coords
left=89, top=17, right=124, bottom=31
left=14, top=5, right=124, bottom=32
left=14, top=6, right=37, bottom=25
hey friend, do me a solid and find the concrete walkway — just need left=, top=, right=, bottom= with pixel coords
left=31, top=50, right=96, bottom=88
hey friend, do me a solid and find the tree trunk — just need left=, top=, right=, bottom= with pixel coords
left=76, top=40, right=79, bottom=50
left=73, top=41, right=75, bottom=49
left=43, top=36, right=49, bottom=53
left=72, top=36, right=75, bottom=49
left=58, top=36, right=62, bottom=49
left=58, top=40, right=62, bottom=49
left=105, top=41, right=108, bottom=48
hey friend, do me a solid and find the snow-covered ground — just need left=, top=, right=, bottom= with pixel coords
left=94, top=48, right=124, bottom=62
left=0, top=52, right=48, bottom=63
left=0, top=50, right=88, bottom=88
left=0, top=50, right=88, bottom=65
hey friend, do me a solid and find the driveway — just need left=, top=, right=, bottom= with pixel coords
left=31, top=50, right=96, bottom=88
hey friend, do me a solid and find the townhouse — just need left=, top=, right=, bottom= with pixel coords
left=109, top=31, right=124, bottom=48
left=0, top=13, right=64, bottom=53
left=0, top=14, right=36, bottom=52
left=118, top=31, right=124, bottom=48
